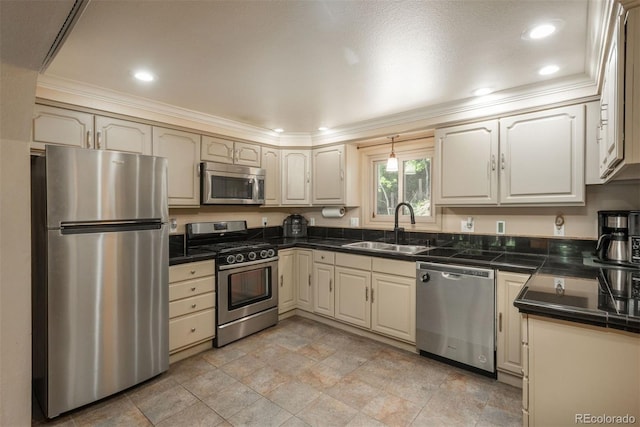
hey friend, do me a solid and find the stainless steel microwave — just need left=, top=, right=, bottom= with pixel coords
left=200, top=162, right=265, bottom=205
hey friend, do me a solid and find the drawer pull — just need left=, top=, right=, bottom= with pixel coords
left=191, top=287, right=196, bottom=291
left=280, top=275, right=283, bottom=287
left=191, top=328, right=196, bottom=332
left=499, top=312, right=503, bottom=332
left=190, top=270, right=196, bottom=275
left=191, top=304, right=197, bottom=308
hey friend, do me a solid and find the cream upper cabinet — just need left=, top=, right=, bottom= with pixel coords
left=334, top=254, right=372, bottom=329
left=94, top=116, right=152, bottom=155
left=261, top=146, right=281, bottom=206
left=278, top=249, right=296, bottom=314
left=435, top=120, right=499, bottom=205
left=311, top=144, right=360, bottom=206
left=32, top=105, right=151, bottom=155
left=32, top=105, right=94, bottom=150
left=201, top=136, right=261, bottom=167
left=296, top=249, right=313, bottom=312
left=496, top=271, right=530, bottom=378
left=598, top=4, right=625, bottom=179
left=313, top=250, right=335, bottom=317
left=281, top=149, right=311, bottom=205
left=371, top=258, right=416, bottom=343
left=499, top=105, right=585, bottom=205
left=152, top=127, right=201, bottom=207
left=436, top=105, right=585, bottom=206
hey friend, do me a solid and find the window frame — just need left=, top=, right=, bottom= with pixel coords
left=361, top=139, right=440, bottom=230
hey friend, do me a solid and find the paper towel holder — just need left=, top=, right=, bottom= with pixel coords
left=321, top=207, right=346, bottom=218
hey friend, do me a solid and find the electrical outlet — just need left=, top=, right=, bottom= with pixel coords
left=554, top=223, right=565, bottom=236
left=262, top=217, right=268, bottom=227
left=169, top=218, right=178, bottom=231
left=496, top=221, right=505, bottom=235
left=461, top=218, right=474, bottom=232
left=350, top=217, right=359, bottom=227
left=554, top=277, right=565, bottom=290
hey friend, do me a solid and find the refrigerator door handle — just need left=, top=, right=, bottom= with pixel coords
left=60, top=219, right=163, bottom=234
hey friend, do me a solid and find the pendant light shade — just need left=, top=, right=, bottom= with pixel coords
left=386, top=135, right=399, bottom=172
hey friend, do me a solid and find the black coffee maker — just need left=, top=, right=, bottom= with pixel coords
left=596, top=210, right=629, bottom=263
left=283, top=214, right=308, bottom=238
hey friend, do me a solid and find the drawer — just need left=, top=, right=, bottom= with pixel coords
left=169, top=292, right=215, bottom=318
left=169, top=260, right=215, bottom=283
left=314, top=250, right=335, bottom=264
left=169, top=276, right=215, bottom=301
left=169, top=309, right=215, bottom=352
left=335, top=252, right=371, bottom=270
left=372, top=258, right=414, bottom=277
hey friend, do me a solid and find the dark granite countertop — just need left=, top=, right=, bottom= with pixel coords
left=514, top=255, right=640, bottom=333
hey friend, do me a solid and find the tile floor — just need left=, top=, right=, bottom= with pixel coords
left=33, top=316, right=522, bottom=426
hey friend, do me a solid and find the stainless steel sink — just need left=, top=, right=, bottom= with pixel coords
left=341, top=241, right=431, bottom=255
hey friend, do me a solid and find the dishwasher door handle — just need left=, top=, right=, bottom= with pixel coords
left=441, top=272, right=463, bottom=280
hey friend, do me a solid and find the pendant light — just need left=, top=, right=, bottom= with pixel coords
left=386, top=135, right=399, bottom=172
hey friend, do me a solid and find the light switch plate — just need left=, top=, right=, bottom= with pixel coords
left=350, top=217, right=359, bottom=227
left=309, top=217, right=315, bottom=226
left=496, top=221, right=506, bottom=235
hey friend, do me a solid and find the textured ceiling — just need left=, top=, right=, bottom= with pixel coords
left=44, top=0, right=591, bottom=133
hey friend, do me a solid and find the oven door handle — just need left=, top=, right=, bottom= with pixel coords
left=218, top=257, right=279, bottom=270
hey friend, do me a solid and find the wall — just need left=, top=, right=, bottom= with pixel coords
left=0, top=62, right=38, bottom=426
left=168, top=206, right=290, bottom=234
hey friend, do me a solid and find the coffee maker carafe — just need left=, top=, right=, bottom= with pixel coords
left=596, top=210, right=629, bottom=263
left=629, top=211, right=640, bottom=265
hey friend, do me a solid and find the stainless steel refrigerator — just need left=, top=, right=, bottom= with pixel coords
left=31, top=145, right=169, bottom=418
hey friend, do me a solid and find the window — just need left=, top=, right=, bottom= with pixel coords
left=365, top=140, right=436, bottom=227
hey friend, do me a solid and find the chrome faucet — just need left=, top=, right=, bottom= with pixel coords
left=394, top=202, right=415, bottom=244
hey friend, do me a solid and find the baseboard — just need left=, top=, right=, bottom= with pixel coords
left=169, top=340, right=213, bottom=364
left=497, top=369, right=523, bottom=388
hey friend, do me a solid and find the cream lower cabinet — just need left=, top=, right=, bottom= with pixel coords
left=278, top=249, right=296, bottom=314
left=522, top=315, right=640, bottom=426
left=169, top=260, right=216, bottom=355
left=313, top=250, right=335, bottom=317
left=32, top=104, right=152, bottom=155
left=152, top=126, right=201, bottom=207
left=371, top=258, right=416, bottom=343
left=496, top=271, right=530, bottom=379
left=296, top=249, right=314, bottom=312
left=334, top=254, right=372, bottom=329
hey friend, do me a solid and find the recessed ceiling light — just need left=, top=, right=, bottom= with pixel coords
left=538, top=65, right=560, bottom=75
left=273, top=128, right=284, bottom=133
left=318, top=126, right=329, bottom=131
left=473, top=87, right=493, bottom=97
left=522, top=20, right=564, bottom=41
left=133, top=70, right=155, bottom=82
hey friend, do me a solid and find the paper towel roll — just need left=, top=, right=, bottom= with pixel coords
left=321, top=207, right=345, bottom=218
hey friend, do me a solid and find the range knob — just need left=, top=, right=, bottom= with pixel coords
left=248, top=251, right=257, bottom=261
left=226, top=255, right=236, bottom=264
left=235, top=253, right=245, bottom=263
left=267, top=248, right=276, bottom=258
left=260, top=250, right=268, bottom=259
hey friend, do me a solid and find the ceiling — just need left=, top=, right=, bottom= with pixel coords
left=42, top=0, right=601, bottom=134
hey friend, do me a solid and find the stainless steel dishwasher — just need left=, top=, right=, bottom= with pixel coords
left=416, top=262, right=496, bottom=376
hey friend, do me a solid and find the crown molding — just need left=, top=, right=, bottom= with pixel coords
left=36, top=74, right=280, bottom=145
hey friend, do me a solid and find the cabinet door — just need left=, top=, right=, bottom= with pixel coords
left=371, top=272, right=416, bottom=343
left=261, top=147, right=281, bottom=205
left=235, top=142, right=261, bottom=167
left=296, top=250, right=313, bottom=312
left=278, top=250, right=296, bottom=314
left=201, top=136, right=234, bottom=164
left=32, top=105, right=93, bottom=150
left=435, top=120, right=499, bottom=205
left=281, top=150, right=311, bottom=205
left=334, top=266, right=371, bottom=329
left=499, top=105, right=585, bottom=205
left=95, top=116, right=152, bottom=155
left=496, top=271, right=530, bottom=376
left=313, top=262, right=334, bottom=317
left=599, top=6, right=625, bottom=178
left=312, top=145, right=344, bottom=204
left=152, top=127, right=201, bottom=207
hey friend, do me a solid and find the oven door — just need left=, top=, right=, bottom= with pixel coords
left=217, top=260, right=278, bottom=325
left=201, top=163, right=265, bottom=205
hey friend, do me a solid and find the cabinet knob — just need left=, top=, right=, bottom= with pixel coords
left=190, top=328, right=196, bottom=332
left=191, top=287, right=196, bottom=291
left=190, top=270, right=196, bottom=275
left=191, top=304, right=197, bottom=308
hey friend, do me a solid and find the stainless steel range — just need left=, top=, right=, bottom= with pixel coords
left=186, top=221, right=278, bottom=347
